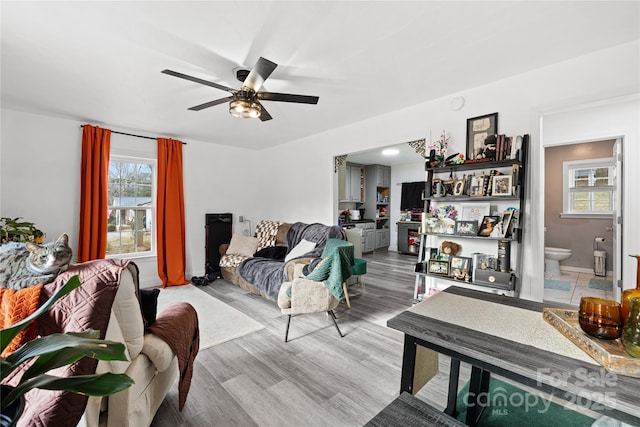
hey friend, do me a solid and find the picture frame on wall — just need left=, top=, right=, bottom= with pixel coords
left=477, top=215, right=501, bottom=237
left=428, top=259, right=450, bottom=276
left=491, top=175, right=512, bottom=196
left=466, top=112, right=498, bottom=160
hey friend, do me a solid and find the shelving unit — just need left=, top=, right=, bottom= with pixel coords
left=413, top=135, right=529, bottom=301
left=364, top=164, right=391, bottom=250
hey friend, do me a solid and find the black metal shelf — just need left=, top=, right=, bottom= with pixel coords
left=421, top=231, right=521, bottom=242
left=425, top=157, right=523, bottom=173
left=414, top=272, right=515, bottom=292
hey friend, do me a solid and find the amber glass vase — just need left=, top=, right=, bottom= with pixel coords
left=621, top=255, right=640, bottom=321
left=622, top=297, right=640, bottom=358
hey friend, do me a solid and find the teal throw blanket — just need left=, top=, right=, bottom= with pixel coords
left=306, top=238, right=354, bottom=300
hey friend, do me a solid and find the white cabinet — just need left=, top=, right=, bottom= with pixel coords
left=339, top=163, right=364, bottom=203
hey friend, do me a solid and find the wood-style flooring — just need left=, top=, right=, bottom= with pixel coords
left=150, top=250, right=425, bottom=426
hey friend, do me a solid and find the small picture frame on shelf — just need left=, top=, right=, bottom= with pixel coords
left=428, top=259, right=450, bottom=276
left=477, top=215, right=501, bottom=237
left=500, top=210, right=515, bottom=238
left=450, top=256, right=471, bottom=270
left=453, top=177, right=466, bottom=196
left=491, top=175, right=512, bottom=196
left=469, top=175, right=486, bottom=197
left=455, top=220, right=478, bottom=235
left=467, top=112, right=498, bottom=161
left=460, top=203, right=490, bottom=226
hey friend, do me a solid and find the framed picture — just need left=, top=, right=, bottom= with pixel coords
left=452, top=177, right=466, bottom=196
left=477, top=215, right=501, bottom=237
left=455, top=220, right=478, bottom=235
left=428, top=259, right=450, bottom=276
left=469, top=175, right=486, bottom=197
left=460, top=203, right=490, bottom=225
left=500, top=210, right=514, bottom=238
left=466, top=112, right=498, bottom=160
left=491, top=175, right=512, bottom=196
left=450, top=257, right=472, bottom=280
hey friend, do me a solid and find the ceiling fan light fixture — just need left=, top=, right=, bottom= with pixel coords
left=229, top=98, right=261, bottom=119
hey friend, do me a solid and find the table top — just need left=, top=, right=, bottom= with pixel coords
left=387, top=287, right=640, bottom=424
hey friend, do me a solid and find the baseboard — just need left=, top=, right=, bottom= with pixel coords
left=561, top=265, right=613, bottom=276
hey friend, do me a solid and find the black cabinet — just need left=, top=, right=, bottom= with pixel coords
left=397, top=222, right=421, bottom=255
left=205, top=213, right=232, bottom=278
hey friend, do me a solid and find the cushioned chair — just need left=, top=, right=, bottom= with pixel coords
left=277, top=239, right=354, bottom=342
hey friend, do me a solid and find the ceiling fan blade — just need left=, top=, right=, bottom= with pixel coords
left=257, top=92, right=319, bottom=104
left=258, top=102, right=272, bottom=122
left=161, top=69, right=236, bottom=93
left=188, top=97, right=233, bottom=111
left=243, top=57, right=277, bottom=92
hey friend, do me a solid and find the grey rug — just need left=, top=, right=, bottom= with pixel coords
left=544, top=279, right=572, bottom=291
left=588, top=278, right=613, bottom=291
left=156, top=284, right=265, bottom=350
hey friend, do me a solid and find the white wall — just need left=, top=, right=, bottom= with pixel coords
left=2, top=41, right=639, bottom=296
left=539, top=96, right=640, bottom=301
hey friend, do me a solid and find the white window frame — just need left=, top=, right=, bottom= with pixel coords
left=561, top=157, right=614, bottom=219
left=107, top=154, right=157, bottom=259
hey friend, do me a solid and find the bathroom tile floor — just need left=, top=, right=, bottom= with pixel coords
left=543, top=270, right=614, bottom=306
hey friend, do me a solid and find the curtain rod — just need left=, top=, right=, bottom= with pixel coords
left=80, top=125, right=187, bottom=145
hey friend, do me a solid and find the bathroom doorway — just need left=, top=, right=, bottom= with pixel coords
left=543, top=138, right=623, bottom=305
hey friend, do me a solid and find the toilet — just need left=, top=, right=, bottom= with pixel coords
left=544, top=247, right=572, bottom=277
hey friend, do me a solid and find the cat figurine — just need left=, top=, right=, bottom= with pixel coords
left=0, top=233, right=73, bottom=290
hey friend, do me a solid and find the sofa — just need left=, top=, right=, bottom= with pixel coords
left=218, top=221, right=347, bottom=302
left=2, top=259, right=187, bottom=427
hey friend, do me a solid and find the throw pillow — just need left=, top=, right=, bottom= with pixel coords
left=226, top=235, right=259, bottom=257
left=284, top=239, right=317, bottom=263
left=254, top=246, right=288, bottom=260
left=0, top=285, right=43, bottom=357
left=140, top=288, right=160, bottom=326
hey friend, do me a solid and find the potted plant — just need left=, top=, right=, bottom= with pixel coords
left=0, top=276, right=134, bottom=427
left=0, top=218, right=44, bottom=244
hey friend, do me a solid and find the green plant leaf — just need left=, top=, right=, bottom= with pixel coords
left=2, top=331, right=128, bottom=382
left=1, top=373, right=134, bottom=411
left=0, top=275, right=81, bottom=353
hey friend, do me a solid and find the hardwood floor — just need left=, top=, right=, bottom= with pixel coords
left=150, top=250, right=422, bottom=426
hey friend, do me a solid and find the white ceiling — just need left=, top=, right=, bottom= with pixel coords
left=2, top=1, right=638, bottom=151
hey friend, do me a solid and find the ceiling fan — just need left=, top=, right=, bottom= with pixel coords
left=162, top=57, right=319, bottom=121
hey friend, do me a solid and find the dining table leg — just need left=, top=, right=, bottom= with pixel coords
left=465, top=366, right=491, bottom=427
left=444, top=358, right=461, bottom=416
left=400, top=335, right=417, bottom=394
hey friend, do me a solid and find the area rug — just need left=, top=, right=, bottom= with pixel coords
left=156, top=284, right=265, bottom=350
left=588, top=278, right=613, bottom=291
left=544, top=279, right=573, bottom=291
left=455, top=377, right=595, bottom=426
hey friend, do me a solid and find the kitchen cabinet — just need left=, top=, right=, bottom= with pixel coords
left=414, top=135, right=529, bottom=301
left=375, top=228, right=390, bottom=249
left=364, top=229, right=375, bottom=253
left=364, top=164, right=391, bottom=233
left=339, top=163, right=365, bottom=203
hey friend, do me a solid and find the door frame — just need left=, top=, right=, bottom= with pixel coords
left=527, top=94, right=637, bottom=302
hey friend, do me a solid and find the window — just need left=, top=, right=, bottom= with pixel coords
left=562, top=157, right=614, bottom=218
left=107, top=156, right=155, bottom=257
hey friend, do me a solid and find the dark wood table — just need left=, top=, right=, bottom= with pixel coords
left=387, top=287, right=640, bottom=426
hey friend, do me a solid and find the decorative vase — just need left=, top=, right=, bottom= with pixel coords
left=621, top=255, right=640, bottom=321
left=622, top=297, right=640, bottom=358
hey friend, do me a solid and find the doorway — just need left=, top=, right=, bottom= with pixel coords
left=542, top=139, right=622, bottom=305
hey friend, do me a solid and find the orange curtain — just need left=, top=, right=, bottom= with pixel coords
left=157, top=138, right=188, bottom=287
left=78, top=125, right=111, bottom=262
